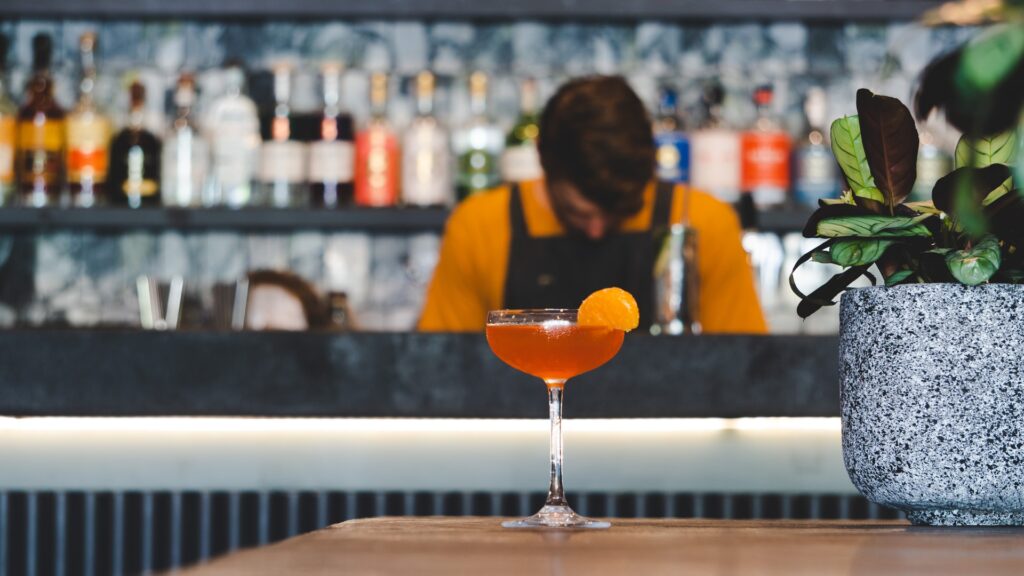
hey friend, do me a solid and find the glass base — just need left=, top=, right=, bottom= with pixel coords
left=502, top=504, right=611, bottom=529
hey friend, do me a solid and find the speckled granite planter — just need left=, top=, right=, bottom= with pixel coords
left=840, top=284, right=1024, bottom=526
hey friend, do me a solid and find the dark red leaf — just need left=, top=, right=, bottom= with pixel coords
left=856, top=89, right=920, bottom=213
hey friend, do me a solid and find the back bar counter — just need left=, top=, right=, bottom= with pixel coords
left=0, top=331, right=836, bottom=417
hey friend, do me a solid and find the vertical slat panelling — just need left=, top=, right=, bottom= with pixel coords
left=0, top=491, right=6, bottom=576
left=0, top=490, right=904, bottom=575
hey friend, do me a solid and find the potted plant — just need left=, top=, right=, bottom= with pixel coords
left=791, top=23, right=1024, bottom=525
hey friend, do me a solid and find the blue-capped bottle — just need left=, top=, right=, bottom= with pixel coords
left=653, top=86, right=690, bottom=184
left=793, top=87, right=840, bottom=208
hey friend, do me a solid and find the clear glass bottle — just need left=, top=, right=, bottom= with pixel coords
left=0, top=34, right=16, bottom=206
left=354, top=72, right=399, bottom=207
left=653, top=85, right=690, bottom=184
left=741, top=84, right=792, bottom=209
left=162, top=73, right=208, bottom=208
left=108, top=81, right=161, bottom=208
left=453, top=71, right=503, bottom=201
left=689, top=82, right=741, bottom=204
left=309, top=62, right=355, bottom=208
left=66, top=32, right=112, bottom=208
left=501, top=76, right=542, bottom=183
left=793, top=87, right=840, bottom=208
left=911, top=125, right=952, bottom=202
left=402, top=71, right=453, bottom=207
left=18, top=33, right=66, bottom=208
left=258, top=62, right=309, bottom=208
left=205, top=65, right=260, bottom=208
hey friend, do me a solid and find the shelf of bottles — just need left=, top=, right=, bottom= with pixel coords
left=0, top=0, right=943, bottom=20
left=0, top=30, right=885, bottom=235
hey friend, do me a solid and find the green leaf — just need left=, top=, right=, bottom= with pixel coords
left=957, top=24, right=1024, bottom=95
left=955, top=131, right=1018, bottom=168
left=820, top=190, right=857, bottom=206
left=946, top=235, right=1002, bottom=286
left=810, top=251, right=833, bottom=264
left=884, top=269, right=915, bottom=286
left=853, top=187, right=885, bottom=204
left=856, top=90, right=920, bottom=212
left=831, top=239, right=894, bottom=267
left=830, top=115, right=877, bottom=194
left=956, top=132, right=1017, bottom=202
left=816, top=215, right=933, bottom=238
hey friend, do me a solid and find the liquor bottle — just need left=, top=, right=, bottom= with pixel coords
left=309, top=62, right=355, bottom=208
left=501, top=77, right=542, bottom=183
left=453, top=71, right=503, bottom=200
left=205, top=65, right=260, bottom=208
left=18, top=33, right=66, bottom=207
left=161, top=73, right=209, bottom=207
left=258, top=63, right=308, bottom=207
left=108, top=81, right=161, bottom=208
left=689, top=82, right=741, bottom=204
left=402, top=71, right=453, bottom=207
left=66, top=32, right=112, bottom=208
left=741, top=84, right=792, bottom=209
left=0, top=34, right=16, bottom=206
left=354, top=72, right=399, bottom=207
left=910, top=126, right=952, bottom=202
left=793, top=87, right=840, bottom=208
left=653, top=85, right=690, bottom=184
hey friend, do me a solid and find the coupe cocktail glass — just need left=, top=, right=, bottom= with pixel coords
left=486, top=309, right=625, bottom=529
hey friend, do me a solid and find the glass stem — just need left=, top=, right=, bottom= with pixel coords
left=545, top=380, right=568, bottom=507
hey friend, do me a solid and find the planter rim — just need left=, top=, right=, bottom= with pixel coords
left=844, top=283, right=1024, bottom=295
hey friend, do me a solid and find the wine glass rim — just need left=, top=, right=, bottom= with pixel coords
left=486, top=309, right=578, bottom=324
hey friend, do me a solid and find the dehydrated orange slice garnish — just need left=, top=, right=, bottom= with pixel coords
left=578, top=287, right=640, bottom=332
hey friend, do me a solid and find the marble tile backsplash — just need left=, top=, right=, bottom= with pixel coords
left=0, top=18, right=978, bottom=331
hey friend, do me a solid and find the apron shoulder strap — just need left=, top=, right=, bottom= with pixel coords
left=651, top=181, right=676, bottom=228
left=507, top=183, right=529, bottom=236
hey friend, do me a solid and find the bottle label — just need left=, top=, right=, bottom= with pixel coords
left=690, top=130, right=741, bottom=203
left=501, top=144, right=543, bottom=183
left=124, top=145, right=158, bottom=197
left=654, top=132, right=690, bottom=184
left=741, top=131, right=791, bottom=191
left=911, top=153, right=952, bottom=202
left=355, top=128, right=399, bottom=207
left=402, top=124, right=453, bottom=205
left=309, top=140, right=355, bottom=183
left=211, top=112, right=260, bottom=190
left=67, top=116, right=112, bottom=182
left=794, top=149, right=839, bottom=207
left=18, top=119, right=65, bottom=186
left=0, top=117, right=14, bottom=183
left=259, top=141, right=309, bottom=183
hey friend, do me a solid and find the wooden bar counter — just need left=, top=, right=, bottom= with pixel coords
left=181, top=517, right=1024, bottom=575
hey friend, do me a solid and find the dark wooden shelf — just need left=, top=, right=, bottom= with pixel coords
left=0, top=0, right=941, bottom=21
left=0, top=206, right=450, bottom=233
left=0, top=205, right=812, bottom=234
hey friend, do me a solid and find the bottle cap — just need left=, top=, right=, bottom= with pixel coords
left=32, top=33, right=52, bottom=70
left=753, top=85, right=774, bottom=106
left=129, top=80, right=146, bottom=107
left=174, top=73, right=196, bottom=108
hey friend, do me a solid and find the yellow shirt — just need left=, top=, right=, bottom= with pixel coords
left=419, top=180, right=767, bottom=333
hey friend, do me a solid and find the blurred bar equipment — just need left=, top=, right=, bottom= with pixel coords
left=136, top=275, right=184, bottom=330
left=652, top=188, right=700, bottom=335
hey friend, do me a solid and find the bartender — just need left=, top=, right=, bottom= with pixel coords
left=419, top=75, right=765, bottom=333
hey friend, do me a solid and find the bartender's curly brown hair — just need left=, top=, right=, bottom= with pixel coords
left=538, top=75, right=655, bottom=217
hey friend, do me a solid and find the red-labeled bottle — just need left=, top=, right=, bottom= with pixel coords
left=741, top=85, right=791, bottom=208
left=354, top=72, right=399, bottom=207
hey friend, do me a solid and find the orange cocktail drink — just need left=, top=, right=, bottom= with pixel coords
left=486, top=290, right=638, bottom=530
left=486, top=322, right=623, bottom=384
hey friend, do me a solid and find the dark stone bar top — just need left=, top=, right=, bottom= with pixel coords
left=0, top=331, right=838, bottom=418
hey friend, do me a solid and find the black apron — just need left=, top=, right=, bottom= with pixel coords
left=502, top=181, right=674, bottom=330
